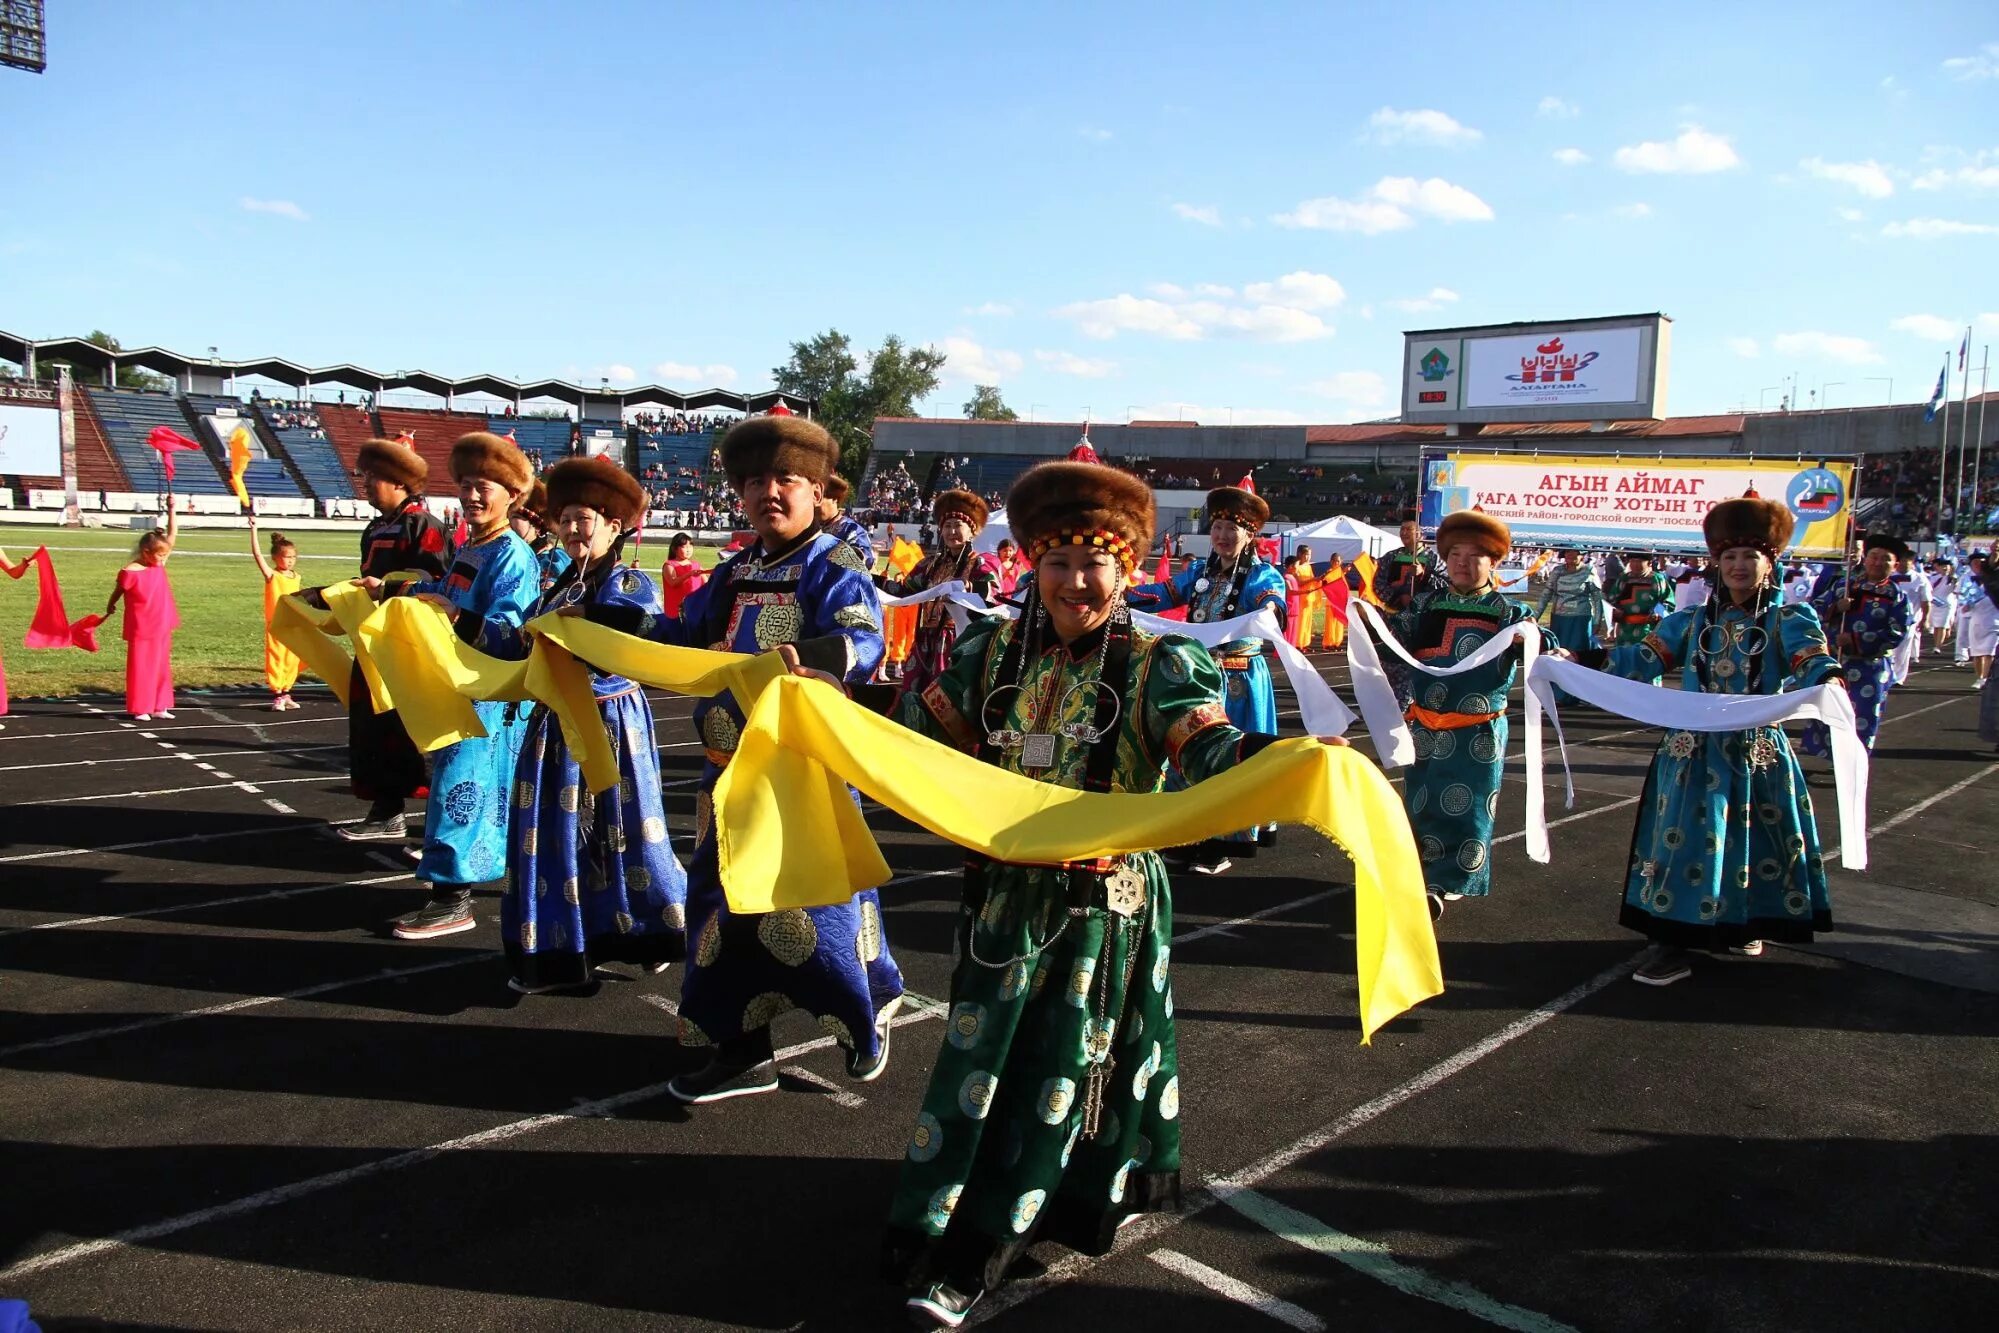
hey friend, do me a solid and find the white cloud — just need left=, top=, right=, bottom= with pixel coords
left=1611, top=202, right=1654, bottom=219
left=1304, top=371, right=1389, bottom=415
left=1881, top=217, right=1999, bottom=238
left=239, top=197, right=309, bottom=221
left=1800, top=156, right=1895, bottom=198
left=1552, top=147, right=1590, bottom=166
left=1240, top=271, right=1347, bottom=311
left=1055, top=295, right=1203, bottom=341
left=1942, top=42, right=1999, bottom=80
left=1771, top=331, right=1884, bottom=365
left=1055, top=270, right=1346, bottom=343
left=1612, top=126, right=1741, bottom=174
left=1912, top=160, right=1999, bottom=190
left=1890, top=314, right=1960, bottom=341
left=1835, top=206, right=1866, bottom=222
left=1538, top=96, right=1580, bottom=119
left=653, top=361, right=739, bottom=385
left=1726, top=337, right=1761, bottom=359
left=964, top=301, right=1014, bottom=316
left=1364, top=107, right=1482, bottom=147
left=934, top=336, right=1024, bottom=384
left=1275, top=176, right=1495, bottom=232
left=1385, top=286, right=1462, bottom=313
left=1125, top=402, right=1309, bottom=426
left=1171, top=202, right=1222, bottom=226
left=602, top=364, right=637, bottom=384
left=1034, top=349, right=1116, bottom=378
left=1078, top=126, right=1114, bottom=142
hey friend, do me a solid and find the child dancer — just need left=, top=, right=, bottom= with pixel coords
left=659, top=532, right=707, bottom=618
left=476, top=456, right=688, bottom=992
left=104, top=494, right=179, bottom=721
left=246, top=514, right=302, bottom=710
left=373, top=433, right=540, bottom=940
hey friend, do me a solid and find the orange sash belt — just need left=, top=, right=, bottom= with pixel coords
left=1405, top=703, right=1502, bottom=731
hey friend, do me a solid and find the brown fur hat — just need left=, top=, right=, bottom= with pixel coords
left=932, top=488, right=990, bottom=530
left=720, top=415, right=839, bottom=486
left=1006, top=461, right=1155, bottom=574
left=356, top=438, right=427, bottom=491
left=1205, top=485, right=1269, bottom=531
left=1703, top=493, right=1794, bottom=558
left=1436, top=508, right=1512, bottom=561
left=545, top=455, right=648, bottom=529
left=824, top=472, right=852, bottom=504
left=450, top=432, right=534, bottom=496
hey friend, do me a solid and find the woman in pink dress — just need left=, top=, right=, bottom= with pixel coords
left=658, top=532, right=708, bottom=619
left=104, top=497, right=180, bottom=720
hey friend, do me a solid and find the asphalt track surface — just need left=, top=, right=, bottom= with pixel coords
left=2, top=648, right=1996, bottom=1331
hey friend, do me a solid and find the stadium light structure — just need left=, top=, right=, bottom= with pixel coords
left=0, top=0, right=46, bottom=74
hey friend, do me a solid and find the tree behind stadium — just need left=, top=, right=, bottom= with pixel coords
left=772, top=329, right=945, bottom=480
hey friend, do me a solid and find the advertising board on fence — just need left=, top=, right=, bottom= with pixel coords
left=1419, top=451, right=1856, bottom=556
left=0, top=402, right=60, bottom=476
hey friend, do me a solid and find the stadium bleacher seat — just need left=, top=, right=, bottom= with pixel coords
left=85, top=387, right=232, bottom=496
left=184, top=394, right=305, bottom=499
left=375, top=406, right=492, bottom=488
left=492, top=416, right=572, bottom=463
left=254, top=400, right=352, bottom=503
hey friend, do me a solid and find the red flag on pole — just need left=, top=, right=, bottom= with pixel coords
left=1237, top=472, right=1258, bottom=495
left=145, top=426, right=204, bottom=483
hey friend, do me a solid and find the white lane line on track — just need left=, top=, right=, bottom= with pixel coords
left=0, top=714, right=339, bottom=742
left=0, top=871, right=417, bottom=939
left=1821, top=759, right=1999, bottom=863
left=1148, top=1249, right=1326, bottom=1331
left=0, top=743, right=343, bottom=774
left=264, top=799, right=296, bottom=814
left=965, top=948, right=1649, bottom=1327
left=0, top=995, right=949, bottom=1284
left=0, top=819, right=358, bottom=864
left=9, top=773, right=340, bottom=806
left=0, top=882, right=1325, bottom=1281
left=780, top=1064, right=868, bottom=1109
left=1215, top=1189, right=1577, bottom=1333
left=0, top=951, right=496, bottom=1060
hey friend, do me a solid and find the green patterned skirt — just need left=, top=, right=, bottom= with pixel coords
left=883, top=856, right=1183, bottom=1294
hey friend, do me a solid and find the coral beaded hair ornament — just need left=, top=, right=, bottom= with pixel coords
left=1008, top=459, right=1156, bottom=579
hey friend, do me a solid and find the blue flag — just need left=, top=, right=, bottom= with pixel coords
left=1925, top=364, right=1948, bottom=422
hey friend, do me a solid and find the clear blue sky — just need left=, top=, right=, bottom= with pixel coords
left=2, top=0, right=1994, bottom=422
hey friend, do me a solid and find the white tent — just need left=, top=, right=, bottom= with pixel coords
left=1271, top=514, right=1399, bottom=561
left=972, top=508, right=1010, bottom=553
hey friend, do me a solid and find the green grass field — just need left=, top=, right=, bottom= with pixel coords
left=0, top=524, right=722, bottom=699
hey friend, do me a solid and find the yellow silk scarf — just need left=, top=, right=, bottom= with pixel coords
left=716, top=676, right=1441, bottom=1043
left=279, top=597, right=1443, bottom=1041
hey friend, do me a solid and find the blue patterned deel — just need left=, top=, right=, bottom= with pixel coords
left=641, top=528, right=902, bottom=1056
left=403, top=528, right=539, bottom=886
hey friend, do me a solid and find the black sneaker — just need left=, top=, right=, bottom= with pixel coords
left=668, top=1058, right=779, bottom=1104
left=1189, top=856, right=1233, bottom=876
left=391, top=892, right=474, bottom=939
left=1427, top=892, right=1444, bottom=923
left=847, top=995, right=901, bottom=1082
left=336, top=813, right=408, bottom=842
left=906, top=1282, right=981, bottom=1329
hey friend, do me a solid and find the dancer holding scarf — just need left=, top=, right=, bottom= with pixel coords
left=636, top=415, right=904, bottom=1103
left=1384, top=509, right=1551, bottom=920
left=313, top=437, right=452, bottom=843
left=375, top=433, right=540, bottom=939
left=1127, top=483, right=1288, bottom=874
left=1802, top=534, right=1911, bottom=756
left=244, top=515, right=302, bottom=711
left=1536, top=548, right=1605, bottom=706
left=103, top=496, right=180, bottom=721
left=1576, top=492, right=1843, bottom=986
left=1608, top=551, right=1675, bottom=646
left=1888, top=548, right=1930, bottom=685
left=1927, top=556, right=1958, bottom=655
left=1284, top=546, right=1318, bottom=648
left=472, top=456, right=687, bottom=993
left=1373, top=519, right=1439, bottom=612
left=879, top=488, right=1003, bottom=697
left=1956, top=551, right=1997, bottom=685
left=796, top=458, right=1344, bottom=1328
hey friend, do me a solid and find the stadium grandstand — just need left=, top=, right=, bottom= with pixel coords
left=0, top=328, right=797, bottom=516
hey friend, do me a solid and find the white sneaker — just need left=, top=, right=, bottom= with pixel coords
left=1730, top=940, right=1765, bottom=957
left=155, top=710, right=175, bottom=719
left=131, top=714, right=151, bottom=722
left=1190, top=857, right=1233, bottom=876
left=1442, top=892, right=1466, bottom=901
